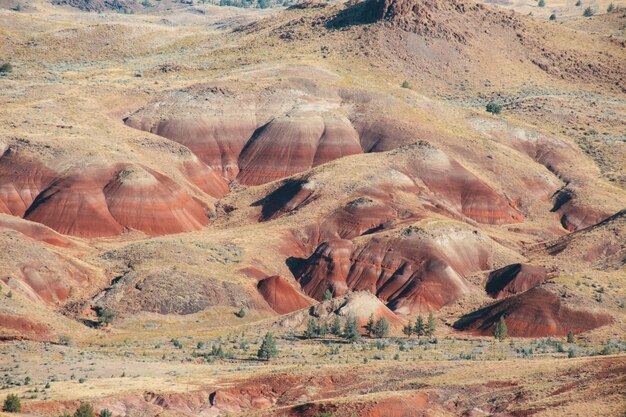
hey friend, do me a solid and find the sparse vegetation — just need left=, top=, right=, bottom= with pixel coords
left=322, top=289, right=333, bottom=301
left=606, top=3, right=614, bottom=12
left=583, top=6, right=593, bottom=16
left=401, top=80, right=411, bottom=89
left=235, top=307, right=246, bottom=318
left=59, top=335, right=73, bottom=346
left=567, top=331, right=574, bottom=343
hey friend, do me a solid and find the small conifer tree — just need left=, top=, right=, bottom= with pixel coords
left=492, top=316, right=508, bottom=341
left=374, top=317, right=389, bottom=338
left=402, top=320, right=413, bottom=337
left=365, top=314, right=376, bottom=337
left=425, top=312, right=436, bottom=337
left=257, top=332, right=279, bottom=361
left=343, top=314, right=361, bottom=343
left=330, top=315, right=342, bottom=336
left=304, top=318, right=317, bottom=339
left=414, top=315, right=425, bottom=337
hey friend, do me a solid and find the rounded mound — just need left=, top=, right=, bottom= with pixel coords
left=104, top=165, right=209, bottom=236
left=257, top=275, right=313, bottom=314
left=453, top=288, right=612, bottom=337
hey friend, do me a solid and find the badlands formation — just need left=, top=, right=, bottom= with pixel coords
left=0, top=0, right=625, bottom=415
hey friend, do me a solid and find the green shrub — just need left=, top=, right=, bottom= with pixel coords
left=95, top=307, right=114, bottom=326
left=401, top=80, right=411, bottom=89
left=3, top=394, right=21, bottom=412
left=486, top=102, right=502, bottom=114
left=606, top=2, right=614, bottom=12
left=235, top=308, right=246, bottom=318
left=549, top=13, right=556, bottom=20
left=74, top=403, right=95, bottom=417
left=583, top=6, right=593, bottom=16
left=99, top=408, right=113, bottom=417
left=538, top=0, right=545, bottom=7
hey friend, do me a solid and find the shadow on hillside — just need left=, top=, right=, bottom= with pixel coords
left=325, top=0, right=380, bottom=30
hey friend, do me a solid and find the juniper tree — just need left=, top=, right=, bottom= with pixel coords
left=365, top=314, right=376, bottom=337
left=402, top=320, right=413, bottom=337
left=414, top=315, right=425, bottom=337
left=343, top=314, right=361, bottom=343
left=330, top=315, right=342, bottom=336
left=317, top=319, right=329, bottom=337
left=492, top=316, right=508, bottom=341
left=257, top=332, right=279, bottom=361
left=425, top=312, right=436, bottom=337
left=374, top=317, right=389, bottom=338
left=304, top=318, right=317, bottom=339
left=567, top=331, right=574, bottom=343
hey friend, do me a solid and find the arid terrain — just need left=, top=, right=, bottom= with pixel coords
left=0, top=0, right=625, bottom=415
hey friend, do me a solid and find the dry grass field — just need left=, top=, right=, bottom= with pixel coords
left=0, top=0, right=625, bottom=415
